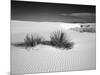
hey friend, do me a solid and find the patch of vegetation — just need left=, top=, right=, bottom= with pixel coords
left=12, top=34, right=45, bottom=48
left=12, top=30, right=74, bottom=50
left=49, top=30, right=74, bottom=49
left=24, top=34, right=45, bottom=47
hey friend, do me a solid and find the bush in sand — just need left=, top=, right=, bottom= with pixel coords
left=12, top=34, right=45, bottom=48
left=12, top=30, right=74, bottom=50
left=49, top=30, right=74, bottom=49
left=24, top=34, right=45, bottom=47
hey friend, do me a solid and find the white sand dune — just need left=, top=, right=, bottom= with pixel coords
left=11, top=20, right=96, bottom=74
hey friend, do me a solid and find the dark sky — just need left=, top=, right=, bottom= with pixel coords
left=11, top=0, right=96, bottom=23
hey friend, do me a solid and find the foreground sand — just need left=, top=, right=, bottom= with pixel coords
left=11, top=21, right=96, bottom=74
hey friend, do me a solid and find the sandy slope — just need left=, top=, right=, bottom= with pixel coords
left=11, top=21, right=96, bottom=74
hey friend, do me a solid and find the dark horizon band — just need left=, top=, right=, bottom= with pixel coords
left=11, top=0, right=96, bottom=23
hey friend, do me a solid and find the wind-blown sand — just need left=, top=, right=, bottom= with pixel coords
left=11, top=20, right=96, bottom=74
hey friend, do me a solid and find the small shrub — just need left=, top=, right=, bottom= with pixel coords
left=50, top=30, right=74, bottom=49
left=24, top=34, right=45, bottom=47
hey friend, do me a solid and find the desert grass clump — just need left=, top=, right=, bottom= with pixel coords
left=12, top=31, right=74, bottom=50
left=24, top=34, right=45, bottom=47
left=12, top=34, right=45, bottom=48
left=50, top=30, right=74, bottom=49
